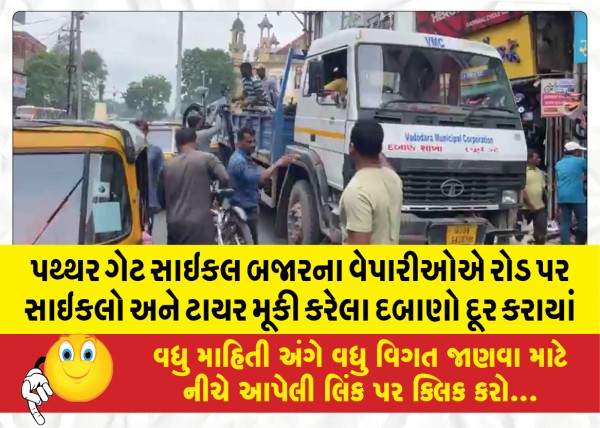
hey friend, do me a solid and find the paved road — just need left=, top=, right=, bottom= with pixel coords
left=151, top=209, right=546, bottom=245
left=152, top=207, right=286, bottom=245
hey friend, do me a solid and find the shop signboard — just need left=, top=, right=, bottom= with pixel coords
left=574, top=11, right=587, bottom=64
left=13, top=73, right=27, bottom=99
left=415, top=11, right=524, bottom=37
left=540, top=78, right=582, bottom=118
left=465, top=16, right=536, bottom=81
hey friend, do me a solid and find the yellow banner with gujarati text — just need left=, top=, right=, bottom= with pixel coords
left=1, top=246, right=597, bottom=335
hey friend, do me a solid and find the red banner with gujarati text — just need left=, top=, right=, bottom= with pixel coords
left=416, top=12, right=526, bottom=37
left=4, top=334, right=598, bottom=413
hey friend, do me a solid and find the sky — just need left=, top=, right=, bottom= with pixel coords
left=14, top=11, right=303, bottom=107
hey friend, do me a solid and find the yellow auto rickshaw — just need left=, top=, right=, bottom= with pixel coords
left=148, top=121, right=180, bottom=161
left=13, top=119, right=151, bottom=245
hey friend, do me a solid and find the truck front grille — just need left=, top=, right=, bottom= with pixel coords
left=399, top=171, right=524, bottom=205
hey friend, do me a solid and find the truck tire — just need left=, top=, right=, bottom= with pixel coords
left=287, top=180, right=321, bottom=245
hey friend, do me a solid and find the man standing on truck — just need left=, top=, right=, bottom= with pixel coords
left=339, top=120, right=403, bottom=245
left=521, top=149, right=547, bottom=245
left=556, top=141, right=587, bottom=244
left=158, top=128, right=229, bottom=245
left=256, top=64, right=279, bottom=106
left=227, top=127, right=297, bottom=244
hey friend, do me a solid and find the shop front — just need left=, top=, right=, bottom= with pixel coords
left=417, top=12, right=579, bottom=220
left=464, top=15, right=544, bottom=159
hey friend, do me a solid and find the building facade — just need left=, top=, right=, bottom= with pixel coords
left=229, top=14, right=307, bottom=106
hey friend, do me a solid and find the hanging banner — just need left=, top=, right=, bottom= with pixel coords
left=540, top=78, right=582, bottom=118
left=465, top=16, right=536, bottom=81
left=415, top=12, right=525, bottom=38
left=574, top=12, right=587, bottom=64
left=13, top=72, right=27, bottom=99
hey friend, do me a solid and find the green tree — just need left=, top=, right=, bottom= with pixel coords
left=25, top=48, right=109, bottom=118
left=82, top=50, right=108, bottom=99
left=24, top=51, right=67, bottom=107
left=124, top=75, right=172, bottom=121
left=181, top=48, right=235, bottom=106
left=124, top=81, right=144, bottom=111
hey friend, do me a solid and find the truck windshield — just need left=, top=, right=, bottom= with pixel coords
left=357, top=44, right=517, bottom=114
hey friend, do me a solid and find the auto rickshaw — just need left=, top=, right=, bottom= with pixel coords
left=13, top=119, right=151, bottom=245
left=148, top=121, right=180, bottom=160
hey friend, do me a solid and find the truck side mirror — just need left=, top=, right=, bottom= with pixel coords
left=308, top=60, right=325, bottom=95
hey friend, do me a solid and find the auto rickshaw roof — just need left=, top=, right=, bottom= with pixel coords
left=13, top=119, right=148, bottom=162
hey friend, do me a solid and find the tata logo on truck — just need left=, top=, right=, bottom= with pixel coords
left=425, top=36, right=445, bottom=48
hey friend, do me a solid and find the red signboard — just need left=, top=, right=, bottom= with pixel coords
left=416, top=12, right=525, bottom=37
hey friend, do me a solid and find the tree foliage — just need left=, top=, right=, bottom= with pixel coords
left=181, top=48, right=235, bottom=106
left=24, top=48, right=108, bottom=119
left=24, top=51, right=67, bottom=108
left=124, top=74, right=172, bottom=121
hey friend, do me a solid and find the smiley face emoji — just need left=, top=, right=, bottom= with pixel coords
left=44, top=335, right=113, bottom=402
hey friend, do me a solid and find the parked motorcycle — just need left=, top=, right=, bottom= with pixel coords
left=210, top=181, right=254, bottom=245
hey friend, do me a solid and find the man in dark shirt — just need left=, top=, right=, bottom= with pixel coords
left=134, top=119, right=164, bottom=235
left=158, top=128, right=229, bottom=244
left=226, top=127, right=297, bottom=243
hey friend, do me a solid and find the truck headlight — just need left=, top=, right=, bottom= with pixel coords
left=502, top=190, right=518, bottom=205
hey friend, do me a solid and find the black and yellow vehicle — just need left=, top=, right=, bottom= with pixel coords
left=148, top=121, right=180, bottom=160
left=13, top=119, right=151, bottom=245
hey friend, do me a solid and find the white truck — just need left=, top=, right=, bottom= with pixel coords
left=221, top=28, right=527, bottom=244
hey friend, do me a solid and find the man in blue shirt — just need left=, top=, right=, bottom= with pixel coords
left=227, top=127, right=297, bottom=244
left=555, top=141, right=587, bottom=244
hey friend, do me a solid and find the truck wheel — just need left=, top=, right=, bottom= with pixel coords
left=287, top=180, right=321, bottom=245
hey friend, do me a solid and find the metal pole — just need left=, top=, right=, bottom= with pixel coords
left=175, top=11, right=183, bottom=121
left=201, top=70, right=206, bottom=113
left=75, top=12, right=83, bottom=119
left=66, top=12, right=75, bottom=117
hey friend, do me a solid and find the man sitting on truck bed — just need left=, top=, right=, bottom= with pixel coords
left=339, top=120, right=403, bottom=245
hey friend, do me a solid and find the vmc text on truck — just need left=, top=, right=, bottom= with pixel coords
left=218, top=28, right=527, bottom=245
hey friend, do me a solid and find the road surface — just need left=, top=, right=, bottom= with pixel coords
left=151, top=209, right=544, bottom=245
left=152, top=207, right=286, bottom=244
